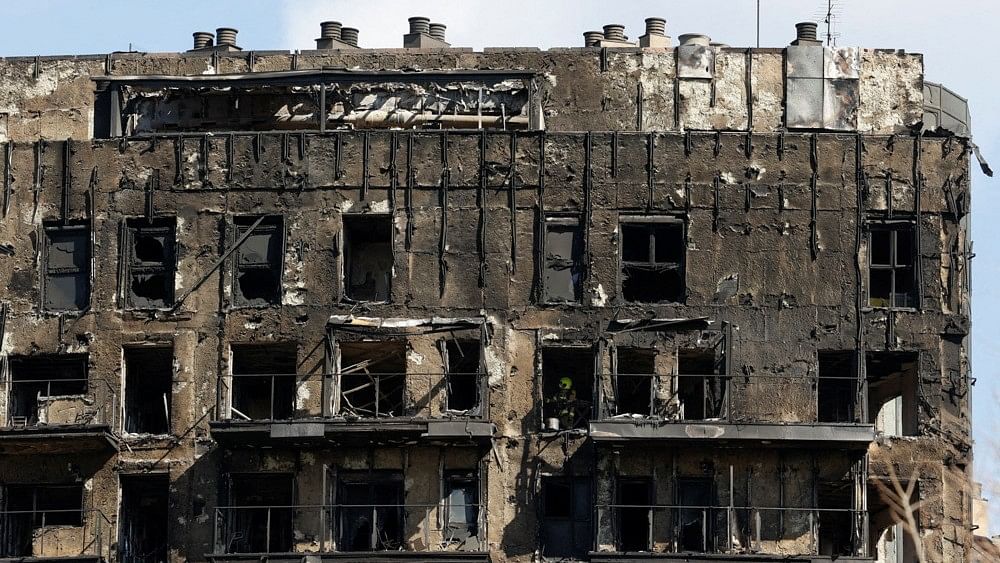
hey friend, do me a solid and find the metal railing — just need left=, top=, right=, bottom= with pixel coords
left=597, top=373, right=865, bottom=424
left=4, top=377, right=118, bottom=430
left=221, top=372, right=488, bottom=422
left=0, top=509, right=112, bottom=559
left=213, top=503, right=484, bottom=554
left=595, top=504, right=866, bottom=557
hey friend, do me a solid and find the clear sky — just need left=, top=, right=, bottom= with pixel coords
left=2, top=0, right=996, bottom=532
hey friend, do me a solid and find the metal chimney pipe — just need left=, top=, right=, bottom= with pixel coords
left=429, top=23, right=446, bottom=41
left=644, top=17, right=666, bottom=37
left=583, top=31, right=604, bottom=47
left=216, top=27, right=238, bottom=47
left=340, top=27, right=359, bottom=47
left=678, top=33, right=711, bottom=47
left=603, top=24, right=625, bottom=41
left=408, top=16, right=430, bottom=35
left=192, top=32, right=214, bottom=50
left=795, top=22, right=818, bottom=42
left=320, top=21, right=342, bottom=40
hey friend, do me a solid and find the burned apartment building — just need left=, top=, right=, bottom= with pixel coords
left=0, top=14, right=982, bottom=563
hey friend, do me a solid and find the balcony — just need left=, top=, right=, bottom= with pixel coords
left=208, top=504, right=488, bottom=562
left=0, top=509, right=112, bottom=562
left=210, top=371, right=494, bottom=447
left=589, top=373, right=875, bottom=446
left=592, top=505, right=869, bottom=562
left=0, top=376, right=118, bottom=455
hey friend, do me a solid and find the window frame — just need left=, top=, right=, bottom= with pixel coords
left=41, top=221, right=91, bottom=312
left=122, top=217, right=177, bottom=310
left=867, top=220, right=918, bottom=310
left=231, top=215, right=285, bottom=308
left=539, top=475, right=593, bottom=559
left=3, top=484, right=85, bottom=528
left=541, top=215, right=585, bottom=305
left=341, top=213, right=394, bottom=304
left=617, top=215, right=686, bottom=305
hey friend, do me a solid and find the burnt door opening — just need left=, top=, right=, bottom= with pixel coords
left=339, top=341, right=406, bottom=417
left=8, top=355, right=88, bottom=426
left=124, top=347, right=172, bottom=434
left=615, top=349, right=656, bottom=416
left=677, top=478, right=714, bottom=552
left=620, top=219, right=685, bottom=303
left=540, top=476, right=592, bottom=559
left=233, top=216, right=283, bottom=307
left=443, top=471, right=479, bottom=543
left=541, top=347, right=594, bottom=430
left=226, top=474, right=294, bottom=554
left=1, top=484, right=83, bottom=556
left=817, top=351, right=857, bottom=423
left=119, top=475, right=168, bottom=563
left=677, top=349, right=725, bottom=420
left=231, top=344, right=297, bottom=420
left=337, top=472, right=404, bottom=551
left=343, top=215, right=393, bottom=302
left=617, top=479, right=653, bottom=552
left=817, top=481, right=853, bottom=556
left=445, top=340, right=481, bottom=413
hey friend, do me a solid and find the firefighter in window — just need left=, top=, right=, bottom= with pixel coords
left=549, top=376, right=578, bottom=430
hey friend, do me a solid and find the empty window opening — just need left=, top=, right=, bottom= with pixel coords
left=123, top=347, right=172, bottom=434
left=124, top=218, right=176, bottom=309
left=620, top=219, right=685, bottom=303
left=677, top=478, right=714, bottom=552
left=225, top=474, right=294, bottom=554
left=119, top=475, right=168, bottom=563
left=869, top=483, right=920, bottom=563
left=42, top=222, right=90, bottom=312
left=817, top=481, right=854, bottom=556
left=8, top=355, right=88, bottom=426
left=818, top=351, right=857, bottom=423
left=443, top=471, right=479, bottom=544
left=231, top=344, right=297, bottom=421
left=869, top=222, right=917, bottom=308
left=540, top=476, right=592, bottom=559
left=677, top=349, right=726, bottom=421
left=233, top=216, right=283, bottom=307
left=543, top=218, right=584, bottom=303
left=337, top=472, right=404, bottom=552
left=614, top=349, right=656, bottom=416
left=343, top=215, right=393, bottom=302
left=616, top=479, right=653, bottom=552
left=867, top=352, right=919, bottom=436
left=542, top=347, right=593, bottom=431
left=1, top=484, right=84, bottom=556
left=339, top=341, right=406, bottom=417
left=445, top=340, right=481, bottom=413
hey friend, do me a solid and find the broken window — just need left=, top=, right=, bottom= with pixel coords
left=445, top=340, right=481, bottom=414
left=616, top=479, right=653, bottom=552
left=817, top=481, right=854, bottom=556
left=620, top=218, right=685, bottom=303
left=677, top=477, right=714, bottom=552
left=869, top=222, right=917, bottom=308
left=119, top=475, right=168, bottom=563
left=123, top=218, right=176, bottom=309
left=1, top=484, right=84, bottom=556
left=338, top=341, right=406, bottom=417
left=224, top=474, right=294, bottom=554
left=42, top=222, right=90, bottom=312
left=541, top=347, right=593, bottom=431
left=867, top=351, right=919, bottom=436
left=540, top=476, right=592, bottom=559
left=614, top=348, right=656, bottom=416
left=233, top=216, right=283, bottom=307
left=8, top=355, right=88, bottom=426
left=123, top=347, right=172, bottom=434
left=230, top=344, right=297, bottom=421
left=343, top=215, right=393, bottom=302
left=336, top=472, right=404, bottom=551
left=543, top=217, right=584, bottom=304
left=443, top=471, right=479, bottom=543
left=817, top=351, right=857, bottom=423
left=677, top=349, right=726, bottom=420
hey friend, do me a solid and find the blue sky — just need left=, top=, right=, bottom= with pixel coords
left=2, top=0, right=997, bottom=531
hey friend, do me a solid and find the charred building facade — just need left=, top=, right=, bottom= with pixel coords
left=0, top=16, right=980, bottom=563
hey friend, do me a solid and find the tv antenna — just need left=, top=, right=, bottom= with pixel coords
left=814, top=0, right=843, bottom=46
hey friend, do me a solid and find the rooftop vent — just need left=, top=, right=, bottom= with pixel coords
left=404, top=16, right=450, bottom=48
left=583, top=31, right=603, bottom=47
left=584, top=23, right=636, bottom=48
left=315, top=20, right=359, bottom=49
left=341, top=27, right=359, bottom=47
left=639, top=17, right=670, bottom=48
left=791, top=21, right=821, bottom=46
left=678, top=33, right=711, bottom=47
left=216, top=27, right=238, bottom=47
left=191, top=32, right=214, bottom=50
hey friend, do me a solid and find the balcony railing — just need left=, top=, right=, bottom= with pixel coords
left=0, top=509, right=112, bottom=559
left=597, top=373, right=865, bottom=424
left=219, top=371, right=488, bottom=422
left=212, top=503, right=484, bottom=555
left=4, top=378, right=118, bottom=430
left=595, top=504, right=867, bottom=557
